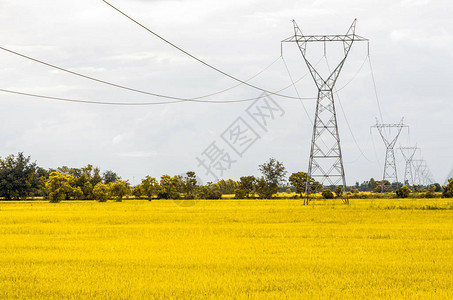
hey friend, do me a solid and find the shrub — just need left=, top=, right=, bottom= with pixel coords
left=45, top=172, right=74, bottom=203
left=197, top=184, right=222, bottom=200
left=396, top=185, right=411, bottom=198
left=110, top=180, right=130, bottom=202
left=93, top=182, right=110, bottom=202
left=321, top=189, right=334, bottom=199
left=334, top=186, right=344, bottom=198
left=423, top=185, right=436, bottom=198
left=442, top=179, right=453, bottom=198
left=234, top=188, right=247, bottom=199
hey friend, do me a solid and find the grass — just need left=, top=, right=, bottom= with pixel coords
left=0, top=198, right=452, bottom=299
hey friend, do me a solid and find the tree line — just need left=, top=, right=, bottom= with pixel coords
left=0, top=153, right=452, bottom=202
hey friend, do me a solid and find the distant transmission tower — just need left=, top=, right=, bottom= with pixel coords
left=445, top=166, right=453, bottom=185
left=399, top=145, right=418, bottom=186
left=423, top=167, right=435, bottom=186
left=371, top=118, right=408, bottom=191
left=412, top=159, right=424, bottom=186
left=282, top=19, right=368, bottom=204
left=412, top=159, right=434, bottom=186
left=421, top=163, right=435, bottom=186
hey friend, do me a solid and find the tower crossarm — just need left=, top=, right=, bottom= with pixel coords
left=282, top=19, right=368, bottom=91
left=399, top=146, right=418, bottom=162
left=412, top=159, right=426, bottom=172
left=371, top=119, right=408, bottom=148
left=282, top=34, right=368, bottom=43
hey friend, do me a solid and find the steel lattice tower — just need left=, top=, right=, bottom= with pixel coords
left=412, top=159, right=424, bottom=186
left=413, top=159, right=434, bottom=186
left=399, top=146, right=418, bottom=186
left=371, top=118, right=407, bottom=191
left=412, top=159, right=434, bottom=186
left=282, top=19, right=368, bottom=204
left=445, top=166, right=453, bottom=185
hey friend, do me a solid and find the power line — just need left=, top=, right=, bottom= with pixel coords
left=336, top=55, right=368, bottom=92
left=282, top=55, right=335, bottom=153
left=368, top=56, right=384, bottom=123
left=0, top=46, right=306, bottom=103
left=0, top=89, right=180, bottom=106
left=0, top=46, right=318, bottom=105
left=101, top=0, right=303, bottom=100
left=370, top=130, right=384, bottom=175
left=281, top=56, right=314, bottom=122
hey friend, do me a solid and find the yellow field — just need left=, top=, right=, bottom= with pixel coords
left=0, top=199, right=452, bottom=299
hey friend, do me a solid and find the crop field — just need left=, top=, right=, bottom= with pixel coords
left=0, top=199, right=452, bottom=299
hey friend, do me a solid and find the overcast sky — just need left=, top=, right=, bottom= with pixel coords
left=0, top=0, right=452, bottom=185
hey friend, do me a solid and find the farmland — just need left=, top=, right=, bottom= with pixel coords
left=0, top=199, right=452, bottom=299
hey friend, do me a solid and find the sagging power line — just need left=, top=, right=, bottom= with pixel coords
left=0, top=46, right=323, bottom=105
left=101, top=0, right=307, bottom=100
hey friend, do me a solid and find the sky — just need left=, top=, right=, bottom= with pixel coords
left=0, top=0, right=452, bottom=186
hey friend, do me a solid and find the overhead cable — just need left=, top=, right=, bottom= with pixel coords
left=101, top=0, right=303, bottom=100
left=0, top=46, right=317, bottom=104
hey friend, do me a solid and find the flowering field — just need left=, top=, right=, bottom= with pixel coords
left=0, top=199, right=452, bottom=299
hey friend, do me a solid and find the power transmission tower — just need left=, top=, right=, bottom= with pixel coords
left=412, top=159, right=423, bottom=186
left=282, top=19, right=368, bottom=204
left=399, top=145, right=418, bottom=186
left=412, top=159, right=434, bottom=186
left=423, top=168, right=435, bottom=186
left=445, top=166, right=453, bottom=185
left=371, top=118, right=407, bottom=191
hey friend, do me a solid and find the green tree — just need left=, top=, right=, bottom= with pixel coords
left=254, top=177, right=274, bottom=199
left=103, top=170, right=121, bottom=184
left=321, top=189, right=334, bottom=199
left=93, top=182, right=110, bottom=202
left=140, top=176, right=159, bottom=201
left=70, top=184, right=84, bottom=200
left=90, top=166, right=102, bottom=187
left=197, top=182, right=222, bottom=199
left=132, top=185, right=142, bottom=199
left=35, top=168, right=50, bottom=198
left=234, top=188, right=247, bottom=199
left=334, top=186, right=344, bottom=198
left=235, top=176, right=256, bottom=199
left=215, top=179, right=238, bottom=194
left=57, top=164, right=104, bottom=200
left=0, top=153, right=39, bottom=200
left=396, top=185, right=411, bottom=198
left=374, top=180, right=391, bottom=193
left=72, top=174, right=93, bottom=200
left=57, top=166, right=81, bottom=177
left=110, top=180, right=130, bottom=202
left=423, top=185, right=436, bottom=198
left=257, top=158, right=287, bottom=199
left=288, top=172, right=322, bottom=197
left=45, top=172, right=75, bottom=203
left=182, top=171, right=197, bottom=199
left=442, top=179, right=453, bottom=198
left=158, top=175, right=180, bottom=199
left=368, top=178, right=377, bottom=191
left=433, top=183, right=442, bottom=192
